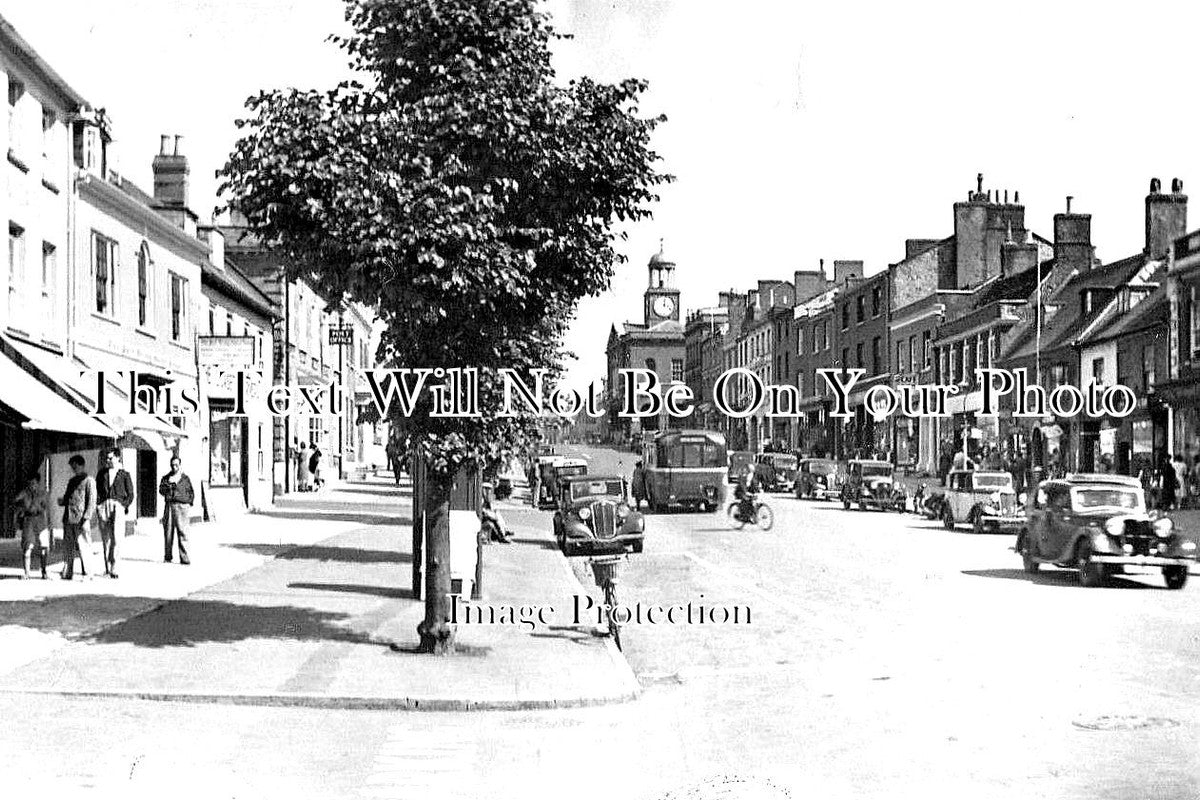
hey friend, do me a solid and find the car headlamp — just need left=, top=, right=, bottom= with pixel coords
left=616, top=503, right=630, bottom=518
left=1152, top=517, right=1173, bottom=538
left=1104, top=518, right=1124, bottom=536
left=578, top=507, right=591, bottom=520
left=1017, top=492, right=1027, bottom=505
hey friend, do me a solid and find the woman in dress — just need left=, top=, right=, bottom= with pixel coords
left=13, top=471, right=50, bottom=579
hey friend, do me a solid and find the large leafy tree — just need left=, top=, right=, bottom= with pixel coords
left=218, top=0, right=670, bottom=653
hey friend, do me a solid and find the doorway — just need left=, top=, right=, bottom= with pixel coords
left=136, top=450, right=158, bottom=518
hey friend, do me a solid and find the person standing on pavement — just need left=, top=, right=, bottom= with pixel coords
left=58, top=455, right=96, bottom=580
left=96, top=448, right=134, bottom=579
left=296, top=441, right=310, bottom=492
left=630, top=460, right=646, bottom=510
left=12, top=470, right=50, bottom=579
left=159, top=455, right=195, bottom=564
left=1159, top=455, right=1179, bottom=511
left=309, top=444, right=324, bottom=491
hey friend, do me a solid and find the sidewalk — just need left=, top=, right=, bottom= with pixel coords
left=0, top=475, right=639, bottom=710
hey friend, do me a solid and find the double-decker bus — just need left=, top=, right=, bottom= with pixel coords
left=641, top=429, right=728, bottom=512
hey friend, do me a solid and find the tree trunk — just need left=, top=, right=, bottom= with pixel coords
left=418, top=468, right=456, bottom=654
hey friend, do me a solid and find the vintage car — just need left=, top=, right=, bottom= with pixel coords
left=755, top=452, right=799, bottom=492
left=727, top=451, right=755, bottom=483
left=941, top=469, right=1025, bottom=533
left=554, top=475, right=645, bottom=557
left=1015, top=473, right=1198, bottom=589
left=795, top=458, right=841, bottom=500
left=539, top=458, right=588, bottom=509
left=840, top=459, right=907, bottom=512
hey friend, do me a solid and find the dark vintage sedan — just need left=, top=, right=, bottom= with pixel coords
left=840, top=459, right=907, bottom=512
left=1016, top=474, right=1197, bottom=589
left=554, top=475, right=645, bottom=557
left=795, top=458, right=841, bottom=500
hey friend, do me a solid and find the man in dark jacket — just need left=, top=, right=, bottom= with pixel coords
left=159, top=455, right=195, bottom=564
left=96, top=448, right=134, bottom=578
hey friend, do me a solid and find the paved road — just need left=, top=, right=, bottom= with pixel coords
left=3, top=445, right=1199, bottom=800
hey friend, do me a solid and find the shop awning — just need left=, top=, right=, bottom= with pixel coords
left=0, top=348, right=114, bottom=437
left=2, top=334, right=187, bottom=441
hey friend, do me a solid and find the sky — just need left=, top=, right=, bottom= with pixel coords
left=7, top=0, right=1200, bottom=391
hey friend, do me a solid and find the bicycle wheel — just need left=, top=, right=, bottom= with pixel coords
left=604, top=583, right=622, bottom=650
left=755, top=503, right=775, bottom=531
left=727, top=503, right=746, bottom=529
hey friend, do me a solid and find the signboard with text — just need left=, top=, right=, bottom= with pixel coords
left=329, top=325, right=354, bottom=346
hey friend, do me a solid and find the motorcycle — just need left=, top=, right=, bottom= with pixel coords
left=726, top=494, right=775, bottom=531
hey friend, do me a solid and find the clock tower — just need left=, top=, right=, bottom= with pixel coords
left=644, top=240, right=681, bottom=325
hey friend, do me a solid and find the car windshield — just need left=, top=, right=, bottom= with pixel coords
left=861, top=465, right=892, bottom=478
left=772, top=455, right=798, bottom=469
left=1072, top=487, right=1144, bottom=512
left=570, top=480, right=623, bottom=501
left=557, top=466, right=587, bottom=479
left=808, top=461, right=838, bottom=475
left=973, top=474, right=1012, bottom=490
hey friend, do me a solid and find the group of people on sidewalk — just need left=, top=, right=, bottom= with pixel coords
left=292, top=440, right=326, bottom=492
left=1144, top=452, right=1200, bottom=511
left=8, top=449, right=196, bottom=580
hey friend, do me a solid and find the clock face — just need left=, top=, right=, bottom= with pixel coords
left=653, top=295, right=676, bottom=317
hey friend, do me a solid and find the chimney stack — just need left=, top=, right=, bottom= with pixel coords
left=833, top=260, right=863, bottom=284
left=1054, top=195, right=1094, bottom=273
left=152, top=132, right=190, bottom=208
left=1145, top=177, right=1187, bottom=259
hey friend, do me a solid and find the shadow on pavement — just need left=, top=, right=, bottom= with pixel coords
left=960, top=568, right=1154, bottom=589
left=329, top=486, right=412, bottom=498
left=87, top=598, right=388, bottom=648
left=225, top=544, right=412, bottom=565
left=0, top=595, right=168, bottom=637
left=288, top=581, right=415, bottom=600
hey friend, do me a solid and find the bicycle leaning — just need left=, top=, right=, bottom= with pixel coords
left=727, top=493, right=775, bottom=531
left=588, top=554, right=626, bottom=650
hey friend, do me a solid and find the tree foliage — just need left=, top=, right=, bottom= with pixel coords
left=218, top=0, right=671, bottom=475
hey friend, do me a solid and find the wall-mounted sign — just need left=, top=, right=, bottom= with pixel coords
left=329, top=325, right=354, bottom=346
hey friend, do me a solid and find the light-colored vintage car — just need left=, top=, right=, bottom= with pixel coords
left=941, top=469, right=1024, bottom=533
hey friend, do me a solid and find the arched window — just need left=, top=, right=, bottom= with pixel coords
left=137, top=242, right=150, bottom=327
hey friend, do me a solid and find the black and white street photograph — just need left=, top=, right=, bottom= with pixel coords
left=1, top=1, right=1200, bottom=798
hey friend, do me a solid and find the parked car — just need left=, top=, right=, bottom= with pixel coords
left=755, top=452, right=798, bottom=492
left=941, top=470, right=1025, bottom=533
left=796, top=458, right=841, bottom=500
left=840, top=459, right=907, bottom=512
left=728, top=451, right=755, bottom=483
left=554, top=475, right=645, bottom=557
left=1015, top=473, right=1198, bottom=588
left=541, top=458, right=588, bottom=509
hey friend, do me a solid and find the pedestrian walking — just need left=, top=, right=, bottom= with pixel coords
left=159, top=455, right=195, bottom=564
left=309, top=445, right=324, bottom=490
left=57, top=454, right=96, bottom=580
left=96, top=448, right=134, bottom=579
left=1159, top=455, right=1179, bottom=511
left=1171, top=453, right=1189, bottom=509
left=630, top=459, right=646, bottom=510
left=12, top=470, right=50, bottom=579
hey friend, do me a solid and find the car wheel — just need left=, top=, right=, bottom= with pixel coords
left=632, top=541, right=644, bottom=554
left=942, top=507, right=955, bottom=530
left=1077, top=543, right=1107, bottom=588
left=842, top=496, right=851, bottom=510
left=1163, top=566, right=1188, bottom=590
left=857, top=498, right=867, bottom=512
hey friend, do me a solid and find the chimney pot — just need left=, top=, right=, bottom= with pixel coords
left=174, top=135, right=183, bottom=156
left=1066, top=195, right=1073, bottom=214
left=976, top=173, right=983, bottom=194
left=1004, top=189, right=1009, bottom=204
left=159, top=135, right=170, bottom=155
left=1150, top=177, right=1161, bottom=194
left=1014, top=191, right=1020, bottom=203
left=1173, top=177, right=1184, bottom=194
